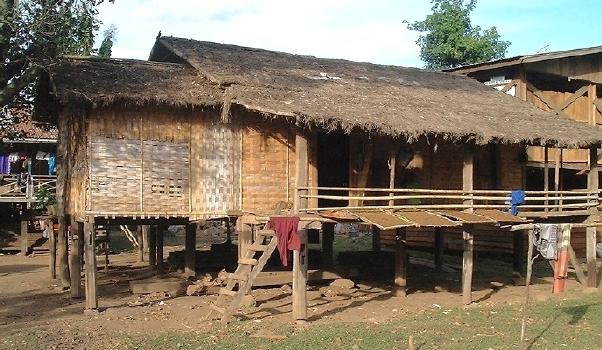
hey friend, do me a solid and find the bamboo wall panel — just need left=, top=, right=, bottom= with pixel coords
left=242, top=126, right=294, bottom=211
left=142, top=140, right=189, bottom=212
left=190, top=115, right=241, bottom=213
left=89, top=137, right=142, bottom=212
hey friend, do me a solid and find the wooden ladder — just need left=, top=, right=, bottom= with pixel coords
left=208, top=228, right=278, bottom=323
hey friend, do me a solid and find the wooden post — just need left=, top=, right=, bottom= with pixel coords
left=394, top=228, right=407, bottom=297
left=137, top=226, right=144, bottom=263
left=372, top=227, right=381, bottom=252
left=388, top=147, right=397, bottom=206
left=462, top=144, right=474, bottom=305
left=185, top=223, right=197, bottom=277
left=586, top=146, right=599, bottom=288
left=57, top=215, right=70, bottom=289
left=512, top=231, right=525, bottom=284
left=434, top=228, right=444, bottom=272
left=293, top=130, right=309, bottom=323
left=48, top=219, right=56, bottom=279
left=321, top=222, right=335, bottom=266
left=20, top=211, right=28, bottom=256
left=516, top=65, right=528, bottom=102
left=543, top=146, right=549, bottom=212
left=148, top=225, right=157, bottom=267
left=104, top=231, right=110, bottom=273
left=520, top=230, right=535, bottom=343
left=237, top=220, right=252, bottom=261
left=84, top=216, right=97, bottom=310
left=156, top=225, right=165, bottom=274
left=292, top=229, right=308, bottom=322
left=69, top=218, right=83, bottom=298
left=588, top=84, right=597, bottom=126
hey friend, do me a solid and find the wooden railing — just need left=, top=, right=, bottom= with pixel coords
left=295, top=187, right=599, bottom=217
left=0, top=174, right=57, bottom=203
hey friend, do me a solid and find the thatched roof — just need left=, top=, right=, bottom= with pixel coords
left=50, top=57, right=222, bottom=108
left=49, top=36, right=602, bottom=147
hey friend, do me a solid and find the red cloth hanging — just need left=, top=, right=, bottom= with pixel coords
left=268, top=216, right=300, bottom=267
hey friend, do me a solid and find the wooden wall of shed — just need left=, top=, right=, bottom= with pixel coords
left=526, top=88, right=602, bottom=164
left=60, top=107, right=89, bottom=219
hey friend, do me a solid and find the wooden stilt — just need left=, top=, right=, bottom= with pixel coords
left=462, top=228, right=474, bottom=305
left=394, top=227, right=407, bottom=297
left=48, top=218, right=57, bottom=279
left=57, top=215, right=71, bottom=289
left=586, top=146, right=599, bottom=288
left=137, top=226, right=144, bottom=263
left=512, top=231, right=525, bottom=284
left=434, top=228, right=444, bottom=272
left=292, top=229, right=308, bottom=322
left=372, top=227, right=381, bottom=252
left=238, top=222, right=252, bottom=261
left=156, top=225, right=165, bottom=274
left=185, top=223, right=197, bottom=277
left=462, top=144, right=474, bottom=305
left=140, top=225, right=148, bottom=262
left=84, top=216, right=98, bottom=310
left=148, top=226, right=157, bottom=267
left=292, top=130, right=309, bottom=323
left=544, top=146, right=549, bottom=213
left=20, top=211, right=28, bottom=256
left=104, top=230, right=110, bottom=273
left=321, top=222, right=335, bottom=266
left=69, top=218, right=83, bottom=298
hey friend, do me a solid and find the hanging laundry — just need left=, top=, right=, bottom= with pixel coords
left=510, top=189, right=525, bottom=216
left=48, top=153, right=56, bottom=175
left=0, top=155, right=10, bottom=174
left=35, top=151, right=51, bottom=160
left=268, top=216, right=301, bottom=267
left=533, top=223, right=559, bottom=259
left=8, top=152, right=19, bottom=163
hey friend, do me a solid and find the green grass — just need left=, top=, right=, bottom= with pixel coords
left=117, top=291, right=602, bottom=350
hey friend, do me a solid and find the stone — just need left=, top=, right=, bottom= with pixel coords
left=186, top=283, right=206, bottom=296
left=329, top=278, right=355, bottom=289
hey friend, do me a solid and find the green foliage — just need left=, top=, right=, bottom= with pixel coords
left=32, top=186, right=56, bottom=210
left=97, top=23, right=116, bottom=58
left=406, top=0, right=510, bottom=70
left=0, top=0, right=113, bottom=113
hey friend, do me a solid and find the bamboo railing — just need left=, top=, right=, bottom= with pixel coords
left=0, top=174, right=57, bottom=203
left=295, top=186, right=599, bottom=216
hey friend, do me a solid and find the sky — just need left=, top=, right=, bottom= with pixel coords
left=97, top=0, right=602, bottom=68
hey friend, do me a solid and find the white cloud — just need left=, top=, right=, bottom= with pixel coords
left=97, top=0, right=428, bottom=67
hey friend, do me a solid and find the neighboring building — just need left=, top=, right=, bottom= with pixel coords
left=446, top=46, right=602, bottom=190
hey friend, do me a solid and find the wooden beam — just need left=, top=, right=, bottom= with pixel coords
left=48, top=219, right=56, bottom=279
left=292, top=229, right=308, bottom=322
left=394, top=228, right=407, bottom=297
left=434, top=228, right=444, bottom=272
left=69, top=218, right=83, bottom=298
left=586, top=146, right=599, bottom=288
left=20, top=212, right=28, bottom=256
left=517, top=66, right=527, bottom=101
left=185, top=223, right=197, bottom=277
left=148, top=225, right=157, bottom=267
left=57, top=215, right=70, bottom=289
left=558, top=85, right=589, bottom=111
left=156, top=225, right=165, bottom=275
left=389, top=146, right=397, bottom=206
left=84, top=216, right=98, bottom=310
left=137, top=226, right=144, bottom=263
left=544, top=146, right=549, bottom=212
left=321, top=222, right=335, bottom=266
left=462, top=144, right=474, bottom=305
left=588, top=84, right=597, bottom=126
left=293, top=130, right=309, bottom=323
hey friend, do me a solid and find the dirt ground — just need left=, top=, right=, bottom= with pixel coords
left=0, top=247, right=592, bottom=349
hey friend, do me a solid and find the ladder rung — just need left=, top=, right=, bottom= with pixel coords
left=238, top=258, right=258, bottom=265
left=248, top=244, right=268, bottom=252
left=257, top=229, right=276, bottom=237
left=219, top=288, right=236, bottom=297
left=210, top=304, right=225, bottom=314
left=229, top=273, right=248, bottom=281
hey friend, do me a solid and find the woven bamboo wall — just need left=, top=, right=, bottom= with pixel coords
left=190, top=111, right=241, bottom=214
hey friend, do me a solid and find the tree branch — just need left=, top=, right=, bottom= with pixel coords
left=0, top=65, right=43, bottom=107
